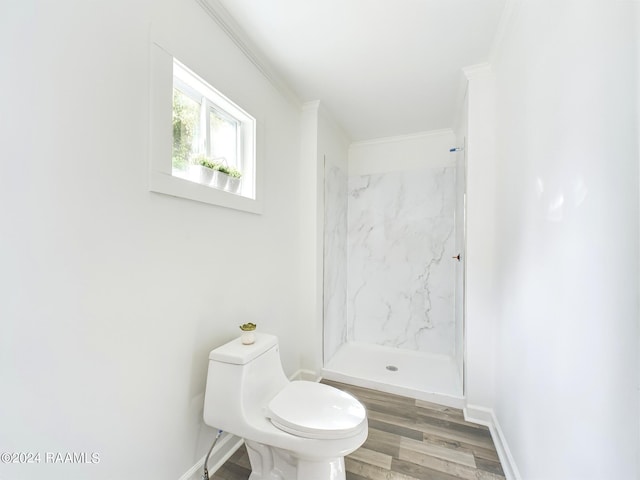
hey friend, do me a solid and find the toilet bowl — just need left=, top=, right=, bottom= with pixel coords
left=203, top=333, right=367, bottom=480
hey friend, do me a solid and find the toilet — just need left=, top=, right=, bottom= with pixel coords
left=203, top=333, right=368, bottom=480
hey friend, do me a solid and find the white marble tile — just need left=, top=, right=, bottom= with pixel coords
left=347, top=168, right=457, bottom=355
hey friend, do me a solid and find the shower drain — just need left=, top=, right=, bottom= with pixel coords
left=385, top=365, right=399, bottom=372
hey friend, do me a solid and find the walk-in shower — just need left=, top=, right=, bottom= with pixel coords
left=321, top=133, right=466, bottom=407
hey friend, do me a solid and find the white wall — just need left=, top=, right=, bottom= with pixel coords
left=463, top=65, right=497, bottom=410
left=491, top=1, right=639, bottom=478
left=0, top=1, right=305, bottom=479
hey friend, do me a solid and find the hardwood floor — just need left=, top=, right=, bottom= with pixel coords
left=212, top=380, right=505, bottom=480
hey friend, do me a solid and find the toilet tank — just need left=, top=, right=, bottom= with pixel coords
left=203, top=333, right=288, bottom=431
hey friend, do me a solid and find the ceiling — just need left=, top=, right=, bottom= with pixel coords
left=213, top=0, right=506, bottom=141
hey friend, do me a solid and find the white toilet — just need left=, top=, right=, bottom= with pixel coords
left=203, top=333, right=368, bottom=480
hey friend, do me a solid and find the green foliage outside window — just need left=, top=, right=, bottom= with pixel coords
left=172, top=89, right=199, bottom=171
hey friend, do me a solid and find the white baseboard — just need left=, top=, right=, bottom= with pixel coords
left=178, top=432, right=244, bottom=480
left=464, top=405, right=521, bottom=480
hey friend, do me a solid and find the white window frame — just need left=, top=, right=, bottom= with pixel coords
left=149, top=43, right=262, bottom=214
left=173, top=60, right=254, bottom=181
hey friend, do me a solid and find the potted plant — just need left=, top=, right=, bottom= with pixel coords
left=239, top=322, right=257, bottom=345
left=193, top=155, right=219, bottom=185
left=213, top=163, right=230, bottom=190
left=226, top=167, right=242, bottom=193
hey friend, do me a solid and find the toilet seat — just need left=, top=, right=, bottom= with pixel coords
left=266, top=381, right=367, bottom=440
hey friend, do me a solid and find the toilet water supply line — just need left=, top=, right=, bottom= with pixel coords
left=202, top=429, right=224, bottom=480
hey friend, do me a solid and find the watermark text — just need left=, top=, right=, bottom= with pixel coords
left=1, top=452, right=100, bottom=464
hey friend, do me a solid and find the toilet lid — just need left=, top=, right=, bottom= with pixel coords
left=266, top=381, right=366, bottom=440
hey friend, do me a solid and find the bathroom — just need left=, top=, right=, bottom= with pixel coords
left=1, top=1, right=638, bottom=480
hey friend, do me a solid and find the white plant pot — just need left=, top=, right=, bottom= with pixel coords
left=195, top=165, right=215, bottom=185
left=226, top=176, right=241, bottom=194
left=241, top=330, right=255, bottom=345
left=213, top=171, right=228, bottom=190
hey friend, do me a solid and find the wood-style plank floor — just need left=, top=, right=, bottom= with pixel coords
left=212, top=380, right=505, bottom=480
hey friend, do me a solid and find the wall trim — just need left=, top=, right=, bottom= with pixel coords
left=349, top=128, right=454, bottom=149
left=195, top=0, right=301, bottom=109
left=464, top=405, right=521, bottom=480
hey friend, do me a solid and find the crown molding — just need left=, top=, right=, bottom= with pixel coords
left=350, top=128, right=454, bottom=149
left=194, top=0, right=301, bottom=109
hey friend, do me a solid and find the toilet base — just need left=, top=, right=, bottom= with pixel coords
left=245, top=440, right=347, bottom=480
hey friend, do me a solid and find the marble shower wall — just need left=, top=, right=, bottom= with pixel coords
left=323, top=164, right=348, bottom=362
left=347, top=168, right=457, bottom=355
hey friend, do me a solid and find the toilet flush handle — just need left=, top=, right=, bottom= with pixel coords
left=452, top=254, right=461, bottom=261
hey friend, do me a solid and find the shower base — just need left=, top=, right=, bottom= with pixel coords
left=322, top=342, right=464, bottom=408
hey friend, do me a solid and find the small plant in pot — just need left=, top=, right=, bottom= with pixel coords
left=239, top=322, right=257, bottom=345
left=226, top=167, right=242, bottom=193
left=193, top=155, right=219, bottom=185
left=212, top=163, right=230, bottom=190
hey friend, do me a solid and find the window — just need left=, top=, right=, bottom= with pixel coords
left=171, top=60, right=256, bottom=199
left=149, top=45, right=262, bottom=214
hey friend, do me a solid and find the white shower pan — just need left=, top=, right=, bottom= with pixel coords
left=322, top=341, right=464, bottom=408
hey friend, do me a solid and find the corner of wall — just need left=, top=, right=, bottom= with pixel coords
left=463, top=60, right=497, bottom=411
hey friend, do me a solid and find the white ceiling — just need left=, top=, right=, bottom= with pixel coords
left=213, top=0, right=506, bottom=141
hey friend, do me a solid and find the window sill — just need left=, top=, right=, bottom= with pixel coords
left=149, top=171, right=262, bottom=214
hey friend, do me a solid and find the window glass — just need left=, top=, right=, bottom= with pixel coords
left=172, top=88, right=200, bottom=173
left=166, top=58, right=256, bottom=201
left=209, top=107, right=239, bottom=169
